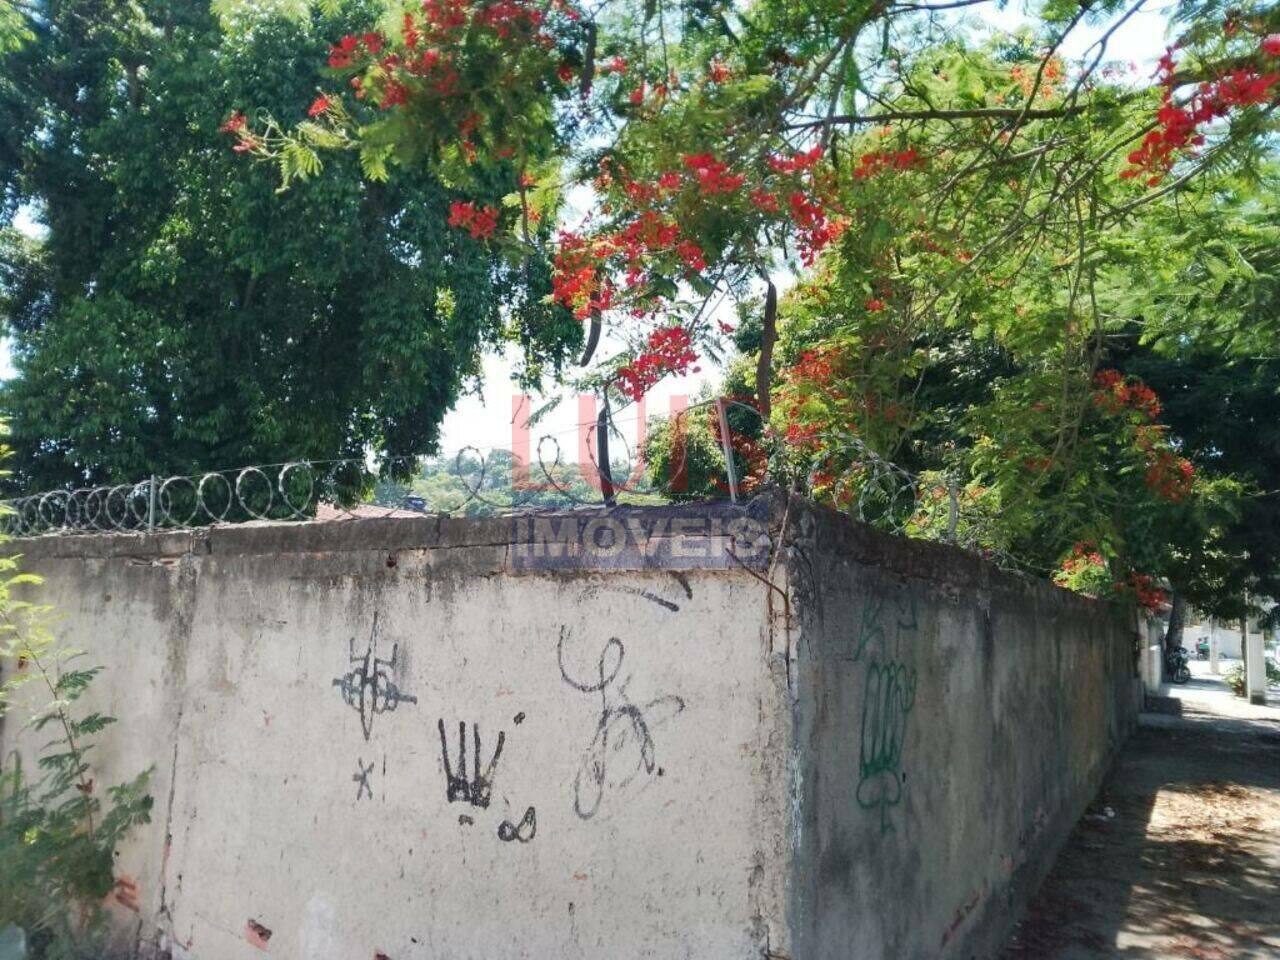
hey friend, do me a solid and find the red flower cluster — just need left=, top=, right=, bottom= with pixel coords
left=218, top=111, right=260, bottom=152
left=1092, top=369, right=1161, bottom=419
left=551, top=232, right=613, bottom=318
left=682, top=153, right=746, bottom=194
left=319, top=0, right=566, bottom=118
left=1145, top=448, right=1194, bottom=502
left=1122, top=45, right=1280, bottom=185
left=788, top=191, right=844, bottom=266
left=615, top=326, right=699, bottom=401
left=307, top=95, right=331, bottom=117
left=767, top=146, right=823, bottom=173
left=477, top=0, right=544, bottom=37
left=749, top=186, right=780, bottom=212
left=790, top=347, right=836, bottom=384
left=1265, top=34, right=1280, bottom=57
left=786, top=420, right=823, bottom=450
left=551, top=183, right=719, bottom=316
left=852, top=147, right=925, bottom=179
left=447, top=201, right=499, bottom=239
left=1121, top=574, right=1169, bottom=612
left=328, top=32, right=384, bottom=68
left=1054, top=541, right=1108, bottom=586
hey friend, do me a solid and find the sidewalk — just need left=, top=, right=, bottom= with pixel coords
left=1001, top=659, right=1280, bottom=959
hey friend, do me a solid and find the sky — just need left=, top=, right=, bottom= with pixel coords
left=1, top=1, right=1177, bottom=466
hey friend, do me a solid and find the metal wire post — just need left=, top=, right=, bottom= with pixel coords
left=715, top=398, right=739, bottom=504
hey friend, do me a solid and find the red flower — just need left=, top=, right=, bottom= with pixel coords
left=853, top=147, right=925, bottom=179
left=630, top=82, right=645, bottom=104
left=767, top=145, right=823, bottom=173
left=307, top=95, right=331, bottom=117
left=448, top=201, right=499, bottom=240
left=558, top=63, right=575, bottom=82
left=681, top=153, right=744, bottom=194
left=615, top=326, right=698, bottom=401
left=1123, top=58, right=1280, bottom=183
left=707, top=59, right=731, bottom=83
left=218, top=111, right=247, bottom=134
left=1263, top=34, right=1280, bottom=58
left=328, top=34, right=360, bottom=68
left=379, top=80, right=410, bottom=109
left=749, top=187, right=779, bottom=212
left=362, top=32, right=385, bottom=54
left=676, top=239, right=706, bottom=272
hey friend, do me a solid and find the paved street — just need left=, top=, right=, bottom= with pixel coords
left=1001, top=659, right=1280, bottom=959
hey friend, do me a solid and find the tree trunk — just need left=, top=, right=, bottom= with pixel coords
left=1163, top=591, right=1185, bottom=655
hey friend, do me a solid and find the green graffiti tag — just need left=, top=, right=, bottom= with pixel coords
left=855, top=660, right=918, bottom=832
left=853, top=588, right=919, bottom=833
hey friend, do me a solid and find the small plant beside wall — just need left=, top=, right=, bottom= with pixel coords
left=1224, top=660, right=1280, bottom=698
left=0, top=513, right=153, bottom=958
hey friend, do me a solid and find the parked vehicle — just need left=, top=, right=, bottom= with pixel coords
left=1195, top=637, right=1210, bottom=660
left=1166, top=646, right=1192, bottom=684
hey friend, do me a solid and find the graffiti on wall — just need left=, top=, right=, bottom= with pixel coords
left=438, top=720, right=505, bottom=809
left=333, top=613, right=418, bottom=740
left=557, top=627, right=686, bottom=820
left=498, top=806, right=537, bottom=843
left=353, top=757, right=376, bottom=801
left=852, top=587, right=919, bottom=833
left=327, top=616, right=688, bottom=841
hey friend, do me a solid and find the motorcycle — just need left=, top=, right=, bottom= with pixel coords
left=1165, top=646, right=1192, bottom=684
left=1195, top=638, right=1210, bottom=660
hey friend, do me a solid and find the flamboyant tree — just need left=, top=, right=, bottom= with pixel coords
left=208, top=0, right=1280, bottom=610
left=221, top=0, right=1280, bottom=406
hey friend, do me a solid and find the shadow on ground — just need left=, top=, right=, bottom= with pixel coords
left=1001, top=701, right=1280, bottom=959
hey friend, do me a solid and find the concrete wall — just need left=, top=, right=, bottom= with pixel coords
left=0, top=497, right=1139, bottom=959
left=783, top=500, right=1140, bottom=960
left=1, top=513, right=792, bottom=960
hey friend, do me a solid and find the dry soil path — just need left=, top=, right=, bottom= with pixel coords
left=1001, top=661, right=1280, bottom=960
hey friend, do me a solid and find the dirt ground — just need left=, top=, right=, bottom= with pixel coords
left=1001, top=662, right=1280, bottom=960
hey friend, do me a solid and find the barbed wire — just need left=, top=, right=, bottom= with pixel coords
left=0, top=398, right=938, bottom=539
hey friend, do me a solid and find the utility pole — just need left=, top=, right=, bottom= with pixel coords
left=1209, top=616, right=1220, bottom=675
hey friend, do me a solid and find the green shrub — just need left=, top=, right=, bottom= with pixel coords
left=0, top=524, right=153, bottom=958
left=1224, top=659, right=1280, bottom=698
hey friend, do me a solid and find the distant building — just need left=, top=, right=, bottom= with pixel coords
left=1183, top=602, right=1276, bottom=659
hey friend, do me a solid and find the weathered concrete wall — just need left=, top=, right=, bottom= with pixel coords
left=2, top=513, right=792, bottom=960
left=783, top=500, right=1140, bottom=959
left=0, top=498, right=1139, bottom=960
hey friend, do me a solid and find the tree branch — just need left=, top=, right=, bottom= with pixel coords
left=787, top=104, right=1089, bottom=129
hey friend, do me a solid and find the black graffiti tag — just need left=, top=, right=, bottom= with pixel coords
left=352, top=757, right=375, bottom=801
left=557, top=629, right=685, bottom=820
left=438, top=720, right=505, bottom=809
left=332, top=613, right=417, bottom=740
left=498, top=806, right=537, bottom=843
